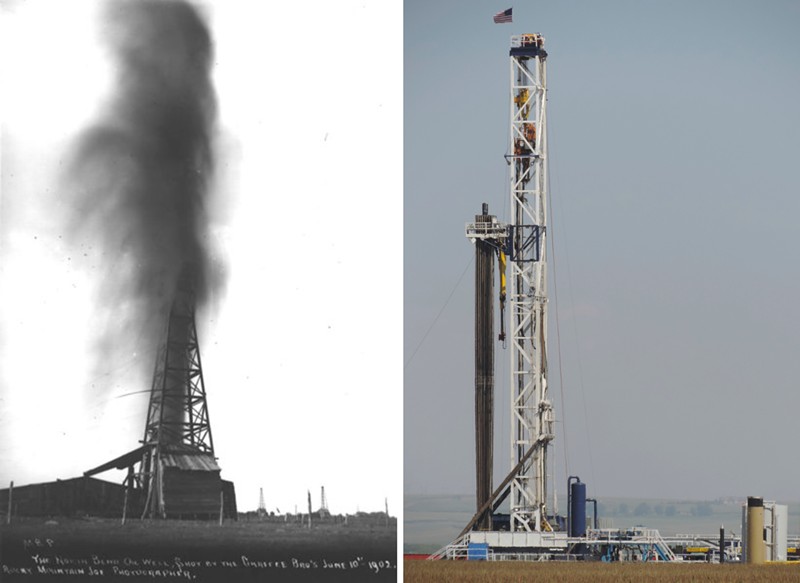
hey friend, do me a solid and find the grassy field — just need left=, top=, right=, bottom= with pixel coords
left=1, top=516, right=396, bottom=581
left=404, top=560, right=800, bottom=582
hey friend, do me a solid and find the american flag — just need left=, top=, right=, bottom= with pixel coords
left=493, top=8, right=512, bottom=24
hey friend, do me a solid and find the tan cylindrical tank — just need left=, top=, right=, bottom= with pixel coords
left=746, top=496, right=765, bottom=564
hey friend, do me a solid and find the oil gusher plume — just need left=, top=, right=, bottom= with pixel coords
left=68, top=0, right=222, bottom=404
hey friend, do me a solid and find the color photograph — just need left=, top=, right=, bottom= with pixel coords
left=404, top=0, right=800, bottom=578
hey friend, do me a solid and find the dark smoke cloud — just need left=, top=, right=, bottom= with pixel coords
left=69, top=0, right=222, bottom=382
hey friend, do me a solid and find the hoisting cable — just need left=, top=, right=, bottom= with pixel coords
left=546, top=120, right=571, bottom=489
left=550, top=232, right=570, bottom=484
left=565, top=240, right=598, bottom=491
left=547, top=113, right=597, bottom=493
left=404, top=254, right=475, bottom=370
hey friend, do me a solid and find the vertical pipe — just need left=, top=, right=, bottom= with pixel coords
left=157, top=453, right=165, bottom=518
left=586, top=498, right=598, bottom=530
left=570, top=480, right=587, bottom=538
left=122, top=467, right=132, bottom=526
left=474, top=204, right=495, bottom=530
left=219, top=491, right=224, bottom=526
left=719, top=525, right=725, bottom=563
left=746, top=496, right=765, bottom=564
left=140, top=452, right=154, bottom=520
left=567, top=476, right=580, bottom=536
left=122, top=486, right=129, bottom=526
left=6, top=481, right=13, bottom=525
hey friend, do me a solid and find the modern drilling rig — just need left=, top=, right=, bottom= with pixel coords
left=431, top=32, right=591, bottom=560
left=466, top=31, right=555, bottom=534
left=428, top=33, right=677, bottom=562
left=421, top=30, right=800, bottom=564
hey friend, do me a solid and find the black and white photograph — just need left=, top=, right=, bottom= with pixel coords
left=1, top=1, right=401, bottom=581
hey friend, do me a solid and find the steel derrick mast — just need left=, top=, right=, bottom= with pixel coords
left=507, top=34, right=554, bottom=532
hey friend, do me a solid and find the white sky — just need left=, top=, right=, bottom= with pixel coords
left=0, top=0, right=402, bottom=517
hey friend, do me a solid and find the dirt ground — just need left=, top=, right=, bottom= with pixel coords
left=404, top=559, right=800, bottom=583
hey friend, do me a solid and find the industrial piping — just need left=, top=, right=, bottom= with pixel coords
left=473, top=203, right=495, bottom=531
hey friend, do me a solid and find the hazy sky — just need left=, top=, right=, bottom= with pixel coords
left=0, top=0, right=402, bottom=516
left=405, top=0, right=800, bottom=505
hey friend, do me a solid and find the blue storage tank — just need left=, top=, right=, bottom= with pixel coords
left=467, top=543, right=489, bottom=561
left=570, top=480, right=587, bottom=537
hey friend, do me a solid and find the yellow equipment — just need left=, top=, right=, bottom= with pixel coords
left=498, top=250, right=507, bottom=342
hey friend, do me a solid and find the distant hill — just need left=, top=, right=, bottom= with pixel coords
left=404, top=493, right=800, bottom=554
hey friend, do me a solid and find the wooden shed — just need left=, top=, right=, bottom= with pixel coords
left=0, top=476, right=141, bottom=518
left=159, top=445, right=221, bottom=519
left=82, top=443, right=238, bottom=520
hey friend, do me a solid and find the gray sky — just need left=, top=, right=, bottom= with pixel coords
left=405, top=0, right=800, bottom=504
